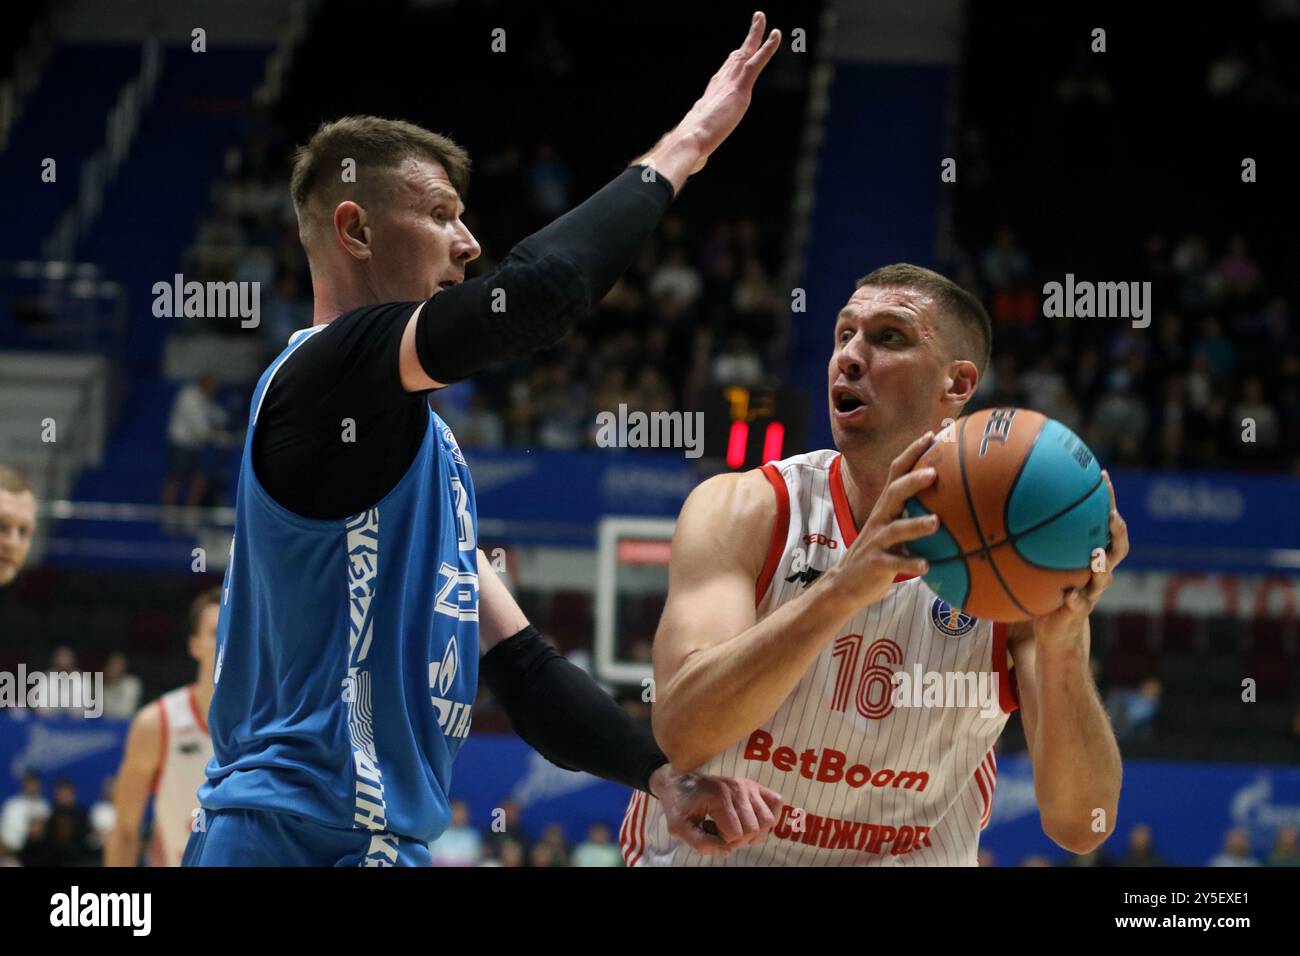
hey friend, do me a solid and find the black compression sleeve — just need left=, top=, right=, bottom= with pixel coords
left=510, top=164, right=675, bottom=303
left=414, top=165, right=674, bottom=385
left=480, top=625, right=669, bottom=793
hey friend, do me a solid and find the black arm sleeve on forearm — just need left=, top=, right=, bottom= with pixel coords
left=414, top=165, right=675, bottom=385
left=480, top=625, right=669, bottom=793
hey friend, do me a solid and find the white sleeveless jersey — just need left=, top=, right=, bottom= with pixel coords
left=148, top=685, right=212, bottom=866
left=623, top=450, right=1018, bottom=867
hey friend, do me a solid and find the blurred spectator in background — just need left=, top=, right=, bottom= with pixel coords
left=711, top=333, right=764, bottom=387
left=89, top=777, right=116, bottom=855
left=34, top=779, right=95, bottom=867
left=264, top=270, right=312, bottom=355
left=41, top=647, right=92, bottom=719
left=1116, top=823, right=1165, bottom=866
left=456, top=393, right=505, bottom=450
left=976, top=848, right=996, bottom=867
left=536, top=822, right=570, bottom=867
left=980, top=226, right=1031, bottom=289
left=162, top=376, right=231, bottom=513
left=571, top=822, right=622, bottom=867
left=1267, top=826, right=1300, bottom=866
left=529, top=842, right=562, bottom=867
left=1208, top=827, right=1260, bottom=867
left=1107, top=677, right=1162, bottom=740
left=649, top=246, right=703, bottom=309
left=0, top=466, right=37, bottom=587
left=0, top=771, right=50, bottom=854
left=1206, top=44, right=1251, bottom=98
left=1233, top=377, right=1279, bottom=457
left=528, top=142, right=573, bottom=220
left=429, top=799, right=483, bottom=866
left=1019, top=855, right=1053, bottom=867
left=487, top=838, right=526, bottom=868
left=1215, top=235, right=1262, bottom=301
left=100, top=653, right=142, bottom=718
left=483, top=799, right=529, bottom=862
left=18, top=818, right=55, bottom=867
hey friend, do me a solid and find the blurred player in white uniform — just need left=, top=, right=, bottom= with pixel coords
left=625, top=264, right=1130, bottom=866
left=104, top=588, right=218, bottom=866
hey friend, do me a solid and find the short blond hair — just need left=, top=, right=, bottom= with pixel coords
left=0, top=465, right=32, bottom=495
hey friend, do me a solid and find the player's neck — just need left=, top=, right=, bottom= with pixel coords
left=837, top=454, right=890, bottom=530
left=310, top=270, right=370, bottom=327
left=312, top=296, right=347, bottom=327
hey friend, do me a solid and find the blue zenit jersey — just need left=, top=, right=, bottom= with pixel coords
left=200, top=325, right=480, bottom=845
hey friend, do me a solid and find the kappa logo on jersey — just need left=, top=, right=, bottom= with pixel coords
left=440, top=421, right=466, bottom=466
left=930, top=597, right=977, bottom=637
left=785, top=564, right=824, bottom=588
left=429, top=636, right=472, bottom=739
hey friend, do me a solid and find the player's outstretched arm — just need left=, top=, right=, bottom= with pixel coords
left=397, top=12, right=780, bottom=393
left=654, top=434, right=938, bottom=771
left=103, top=702, right=162, bottom=867
left=474, top=548, right=781, bottom=854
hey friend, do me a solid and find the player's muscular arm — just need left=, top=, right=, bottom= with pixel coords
left=1010, top=474, right=1127, bottom=854
left=476, top=548, right=529, bottom=654
left=654, top=434, right=939, bottom=771
left=1010, top=626, right=1121, bottom=855
left=103, top=703, right=162, bottom=867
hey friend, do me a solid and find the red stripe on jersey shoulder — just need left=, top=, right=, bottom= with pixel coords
left=755, top=464, right=791, bottom=607
left=992, top=622, right=1020, bottom=713
left=828, top=454, right=859, bottom=548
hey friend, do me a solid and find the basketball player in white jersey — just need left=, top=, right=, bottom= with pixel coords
left=624, top=263, right=1129, bottom=866
left=104, top=588, right=218, bottom=866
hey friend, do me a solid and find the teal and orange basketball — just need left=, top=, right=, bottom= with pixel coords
left=903, top=408, right=1111, bottom=622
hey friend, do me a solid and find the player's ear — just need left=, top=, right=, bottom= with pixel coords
left=334, top=200, right=372, bottom=260
left=945, top=359, right=979, bottom=407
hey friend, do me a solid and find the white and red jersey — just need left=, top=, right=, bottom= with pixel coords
left=148, top=685, right=212, bottom=866
left=623, top=449, right=1019, bottom=867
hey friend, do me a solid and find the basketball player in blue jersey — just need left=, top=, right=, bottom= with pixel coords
left=184, top=13, right=786, bottom=866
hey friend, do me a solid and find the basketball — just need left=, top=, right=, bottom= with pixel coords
left=903, top=408, right=1111, bottom=622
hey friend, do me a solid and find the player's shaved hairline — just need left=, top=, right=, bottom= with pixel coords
left=853, top=263, right=992, bottom=374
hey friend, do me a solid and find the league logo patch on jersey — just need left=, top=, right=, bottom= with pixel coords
left=440, top=421, right=466, bottom=466
left=930, top=597, right=977, bottom=637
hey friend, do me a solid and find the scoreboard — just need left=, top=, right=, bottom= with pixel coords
left=701, top=385, right=808, bottom=470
